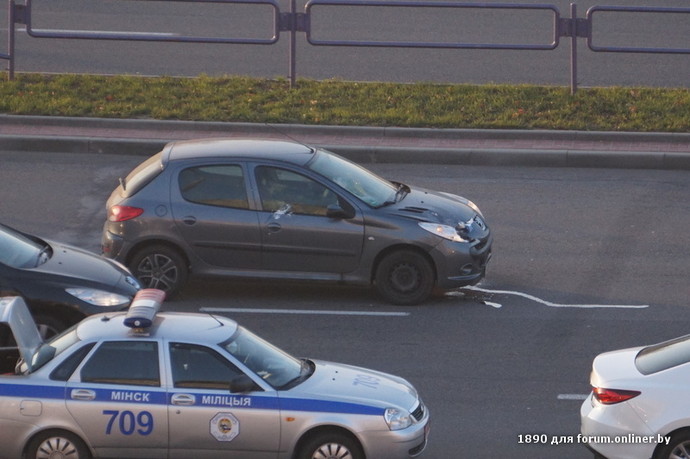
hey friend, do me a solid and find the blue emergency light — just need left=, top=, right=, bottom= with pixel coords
left=124, top=289, right=166, bottom=329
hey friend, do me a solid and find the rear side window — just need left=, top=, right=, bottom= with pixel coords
left=636, top=334, right=690, bottom=375
left=179, top=165, right=249, bottom=210
left=122, top=152, right=164, bottom=198
left=81, top=341, right=160, bottom=386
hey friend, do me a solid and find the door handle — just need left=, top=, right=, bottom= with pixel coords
left=70, top=389, right=96, bottom=401
left=182, top=216, right=197, bottom=225
left=171, top=393, right=196, bottom=406
left=267, top=222, right=282, bottom=233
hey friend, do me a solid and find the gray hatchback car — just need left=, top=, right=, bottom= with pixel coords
left=101, top=139, right=491, bottom=305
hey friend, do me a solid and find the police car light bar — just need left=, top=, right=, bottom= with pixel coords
left=123, top=289, right=166, bottom=329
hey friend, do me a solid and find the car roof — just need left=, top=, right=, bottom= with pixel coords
left=75, top=309, right=239, bottom=344
left=162, top=138, right=317, bottom=166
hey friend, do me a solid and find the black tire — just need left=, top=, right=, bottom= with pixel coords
left=25, top=430, right=91, bottom=459
left=129, top=245, right=188, bottom=297
left=298, top=431, right=364, bottom=459
left=654, top=430, right=690, bottom=459
left=374, top=250, right=435, bottom=305
left=31, top=313, right=68, bottom=340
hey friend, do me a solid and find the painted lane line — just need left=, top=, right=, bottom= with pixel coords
left=463, top=286, right=650, bottom=309
left=199, top=307, right=409, bottom=317
left=558, top=394, right=589, bottom=401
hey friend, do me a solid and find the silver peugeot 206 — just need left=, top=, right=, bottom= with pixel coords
left=0, top=289, right=429, bottom=459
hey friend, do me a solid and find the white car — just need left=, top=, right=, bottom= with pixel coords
left=0, top=289, right=429, bottom=459
left=580, top=334, right=690, bottom=459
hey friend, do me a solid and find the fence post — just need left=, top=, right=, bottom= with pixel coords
left=288, top=0, right=297, bottom=88
left=5, top=0, right=15, bottom=79
left=570, top=3, right=577, bottom=94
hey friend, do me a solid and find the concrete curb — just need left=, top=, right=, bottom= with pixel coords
left=1, top=115, right=689, bottom=169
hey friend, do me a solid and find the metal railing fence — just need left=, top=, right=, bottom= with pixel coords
left=3, top=0, right=689, bottom=93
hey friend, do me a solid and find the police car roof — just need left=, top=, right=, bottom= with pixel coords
left=75, top=310, right=239, bottom=343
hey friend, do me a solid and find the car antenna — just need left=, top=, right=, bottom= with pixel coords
left=199, top=308, right=225, bottom=326
left=119, top=177, right=126, bottom=191
left=266, top=125, right=315, bottom=152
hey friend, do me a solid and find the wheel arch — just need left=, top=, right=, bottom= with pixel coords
left=652, top=426, right=690, bottom=459
left=370, top=244, right=437, bottom=284
left=291, top=425, right=365, bottom=459
left=22, top=427, right=93, bottom=459
left=124, top=238, right=191, bottom=271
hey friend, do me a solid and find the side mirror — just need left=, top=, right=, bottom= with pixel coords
left=229, top=374, right=258, bottom=394
left=326, top=204, right=353, bottom=219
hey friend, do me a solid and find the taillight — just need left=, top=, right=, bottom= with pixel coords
left=109, top=205, right=144, bottom=222
left=592, top=387, right=641, bottom=405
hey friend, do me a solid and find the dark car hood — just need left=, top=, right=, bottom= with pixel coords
left=383, top=186, right=479, bottom=226
left=34, top=239, right=130, bottom=287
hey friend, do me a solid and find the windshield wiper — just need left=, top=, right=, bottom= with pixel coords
left=381, top=183, right=409, bottom=207
left=279, top=359, right=314, bottom=390
left=36, top=245, right=51, bottom=267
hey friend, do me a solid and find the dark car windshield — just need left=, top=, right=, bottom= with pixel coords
left=636, top=334, right=690, bottom=375
left=0, top=224, right=46, bottom=268
left=307, top=149, right=398, bottom=207
left=221, top=327, right=310, bottom=389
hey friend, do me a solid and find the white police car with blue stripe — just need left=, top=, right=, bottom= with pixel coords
left=0, top=289, right=429, bottom=459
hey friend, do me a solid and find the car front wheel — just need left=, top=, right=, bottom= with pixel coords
left=26, top=430, right=91, bottom=459
left=129, top=245, right=188, bottom=297
left=298, top=432, right=364, bottom=459
left=374, top=250, right=434, bottom=305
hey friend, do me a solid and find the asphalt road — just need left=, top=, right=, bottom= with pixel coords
left=1, top=0, right=688, bottom=87
left=1, top=150, right=689, bottom=457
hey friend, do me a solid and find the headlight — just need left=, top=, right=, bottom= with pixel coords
left=66, top=288, right=131, bottom=307
left=419, top=222, right=468, bottom=243
left=384, top=408, right=413, bottom=431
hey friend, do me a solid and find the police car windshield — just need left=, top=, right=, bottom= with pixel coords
left=222, top=327, right=306, bottom=389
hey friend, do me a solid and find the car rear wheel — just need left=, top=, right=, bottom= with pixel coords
left=298, top=432, right=364, bottom=459
left=375, top=250, right=434, bottom=305
left=654, top=430, right=690, bottom=459
left=129, top=245, right=188, bottom=297
left=26, top=430, right=91, bottom=459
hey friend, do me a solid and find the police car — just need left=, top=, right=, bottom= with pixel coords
left=0, top=290, right=429, bottom=459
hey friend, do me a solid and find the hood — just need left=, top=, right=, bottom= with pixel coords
left=384, top=186, right=482, bottom=226
left=35, top=239, right=130, bottom=288
left=293, top=360, right=419, bottom=412
left=0, top=296, right=43, bottom=371
left=591, top=347, right=644, bottom=388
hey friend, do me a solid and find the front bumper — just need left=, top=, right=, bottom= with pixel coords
left=431, top=233, right=492, bottom=289
left=360, top=414, right=430, bottom=458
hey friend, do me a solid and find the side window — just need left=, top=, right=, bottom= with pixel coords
left=179, top=165, right=249, bottom=209
left=255, top=166, right=338, bottom=216
left=51, top=342, right=96, bottom=381
left=170, top=342, right=243, bottom=390
left=81, top=341, right=160, bottom=387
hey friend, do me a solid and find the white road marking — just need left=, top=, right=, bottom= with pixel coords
left=558, top=394, right=589, bottom=401
left=460, top=286, right=650, bottom=309
left=199, top=307, right=409, bottom=317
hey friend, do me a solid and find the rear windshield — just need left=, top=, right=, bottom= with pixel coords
left=122, top=152, right=164, bottom=197
left=635, top=334, right=690, bottom=375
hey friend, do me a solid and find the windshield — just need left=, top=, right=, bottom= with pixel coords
left=20, top=327, right=80, bottom=374
left=0, top=225, right=46, bottom=268
left=221, top=327, right=309, bottom=389
left=307, top=149, right=399, bottom=207
left=636, top=334, right=690, bottom=375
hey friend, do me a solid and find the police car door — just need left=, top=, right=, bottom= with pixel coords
left=166, top=342, right=280, bottom=458
left=65, top=340, right=168, bottom=458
